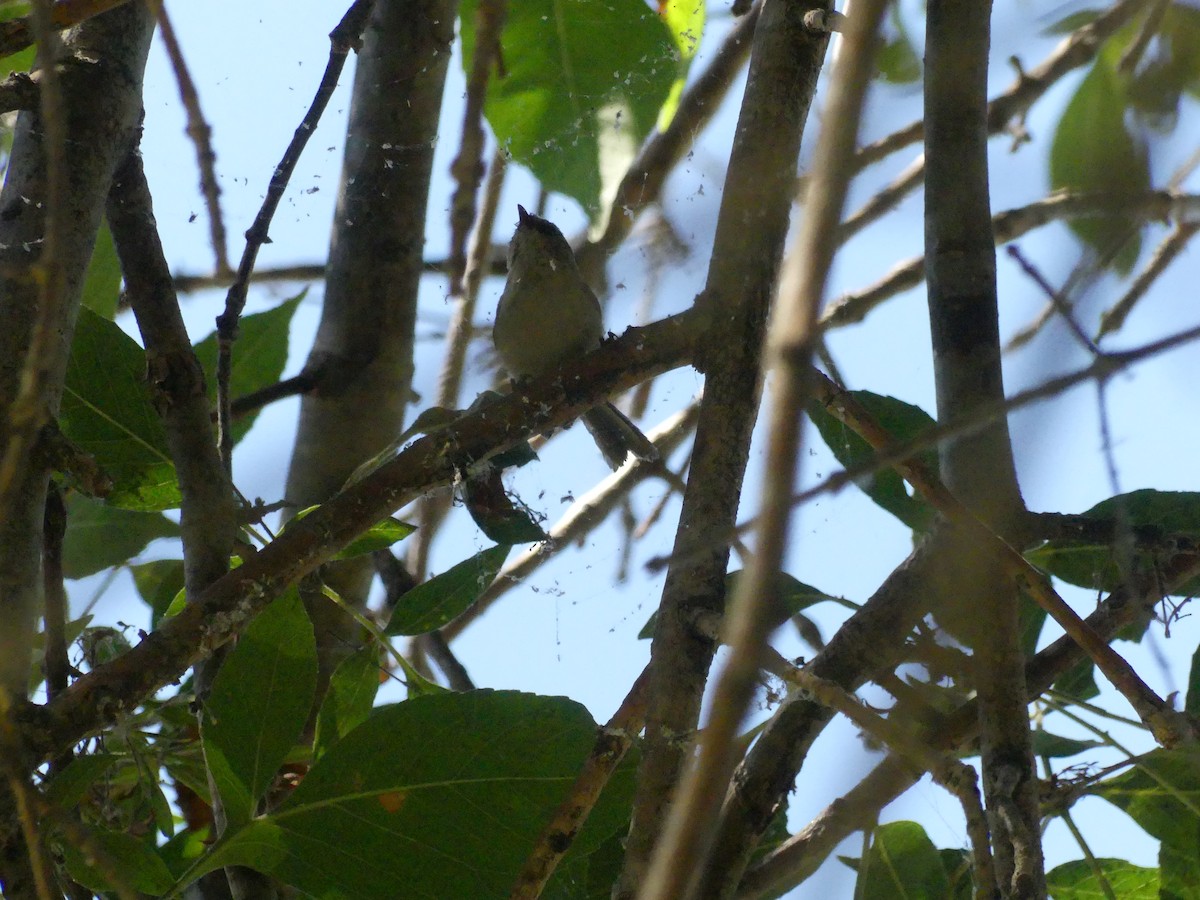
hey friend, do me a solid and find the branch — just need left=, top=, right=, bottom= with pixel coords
left=510, top=667, right=651, bottom=899
left=618, top=3, right=832, bottom=895
left=0, top=0, right=153, bottom=702
left=146, top=0, right=230, bottom=276
left=13, top=313, right=698, bottom=763
left=842, top=0, right=1148, bottom=239
left=441, top=398, right=699, bottom=642
left=737, top=547, right=1200, bottom=898
left=824, top=189, right=1200, bottom=329
left=213, top=0, right=377, bottom=471
left=656, top=4, right=888, bottom=897
left=925, top=0, right=1039, bottom=889
left=0, top=0, right=132, bottom=59
left=446, top=0, right=506, bottom=294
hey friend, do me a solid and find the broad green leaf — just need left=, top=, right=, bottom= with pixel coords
left=203, top=588, right=317, bottom=827
left=44, top=752, right=119, bottom=807
left=192, top=292, right=304, bottom=445
left=1041, top=9, right=1099, bottom=36
left=60, top=828, right=174, bottom=896
left=1045, top=858, right=1159, bottom=899
left=459, top=0, right=676, bottom=219
left=131, top=558, right=186, bottom=626
left=1031, top=730, right=1103, bottom=758
left=187, top=692, right=638, bottom=898
left=657, top=0, right=705, bottom=129
left=61, top=308, right=179, bottom=509
left=0, top=4, right=35, bottom=78
left=1054, top=657, right=1100, bottom=702
left=1049, top=59, right=1148, bottom=273
left=878, top=5, right=921, bottom=85
left=1126, top=4, right=1200, bottom=130
left=314, top=643, right=383, bottom=760
left=806, top=391, right=938, bottom=532
left=1188, top=643, right=1200, bottom=719
left=547, top=827, right=625, bottom=899
left=939, top=848, right=974, bottom=899
left=1025, top=490, right=1200, bottom=596
left=1161, top=839, right=1200, bottom=900
left=82, top=221, right=121, bottom=318
left=332, top=517, right=416, bottom=559
left=62, top=494, right=179, bottom=578
left=157, top=826, right=210, bottom=881
left=1093, top=749, right=1200, bottom=848
left=386, top=544, right=512, bottom=635
left=848, top=821, right=951, bottom=899
left=463, top=470, right=549, bottom=544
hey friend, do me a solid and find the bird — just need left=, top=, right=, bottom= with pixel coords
left=492, top=205, right=659, bottom=469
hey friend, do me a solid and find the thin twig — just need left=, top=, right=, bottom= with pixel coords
left=447, top=0, right=507, bottom=294
left=1098, top=220, right=1200, bottom=338
left=824, top=189, right=1200, bottom=329
left=841, top=0, right=1148, bottom=239
left=648, top=317, right=1200, bottom=577
left=440, top=399, right=701, bottom=642
left=146, top=0, right=230, bottom=275
left=409, top=150, right=508, bottom=582
left=214, top=0, right=377, bottom=472
left=0, top=0, right=67, bottom=525
left=638, top=6, right=888, bottom=898
left=510, top=667, right=650, bottom=899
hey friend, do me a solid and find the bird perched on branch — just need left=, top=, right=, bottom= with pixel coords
left=493, top=205, right=659, bottom=469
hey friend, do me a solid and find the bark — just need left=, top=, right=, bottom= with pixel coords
left=616, top=2, right=831, bottom=896
left=0, top=4, right=154, bottom=894
left=924, top=0, right=1043, bottom=894
left=283, top=0, right=457, bottom=700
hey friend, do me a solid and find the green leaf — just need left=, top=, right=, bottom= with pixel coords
left=1187, top=643, right=1200, bottom=719
left=1093, top=749, right=1200, bottom=848
left=1026, top=490, right=1200, bottom=596
left=131, top=558, right=186, bottom=627
left=203, top=588, right=317, bottom=827
left=1049, top=59, right=1148, bottom=273
left=459, top=0, right=676, bottom=219
left=0, top=4, right=35, bottom=78
left=849, top=821, right=951, bottom=899
left=61, top=308, right=179, bottom=510
left=1161, top=838, right=1200, bottom=900
left=386, top=544, right=512, bottom=636
left=332, top=517, right=416, bottom=560
left=877, top=6, right=921, bottom=85
left=82, top=221, right=121, bottom=318
left=463, top=470, right=549, bottom=544
left=44, top=753, right=119, bottom=807
left=1126, top=5, right=1200, bottom=130
left=314, top=643, right=382, bottom=760
left=1031, top=730, right=1103, bottom=758
left=1045, top=858, right=1159, bottom=899
left=60, top=828, right=175, bottom=896
left=1054, top=657, right=1100, bottom=702
left=939, top=848, right=974, bottom=899
left=192, top=292, right=303, bottom=445
left=62, top=494, right=180, bottom=578
left=546, top=827, right=625, bottom=899
left=806, top=391, right=938, bottom=532
left=657, top=0, right=705, bottom=130
left=189, top=692, right=638, bottom=898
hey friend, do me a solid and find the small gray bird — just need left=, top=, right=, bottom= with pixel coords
left=493, top=205, right=659, bottom=469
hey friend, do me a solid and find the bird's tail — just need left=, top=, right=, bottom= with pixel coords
left=582, top=403, right=660, bottom=470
